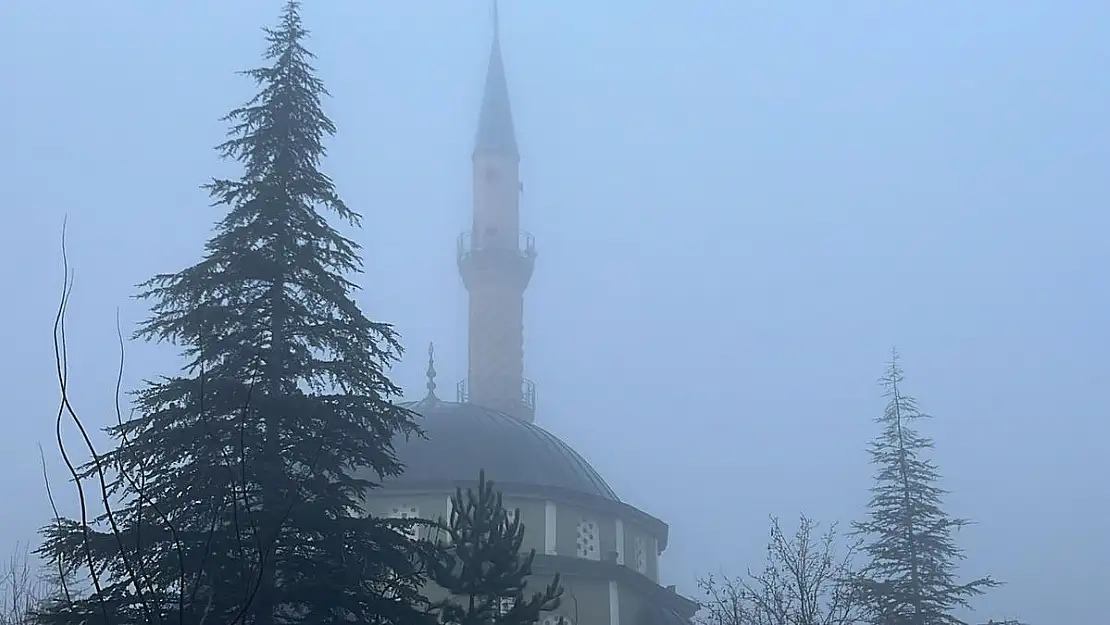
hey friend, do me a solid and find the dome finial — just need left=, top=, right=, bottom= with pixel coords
left=424, top=342, right=439, bottom=401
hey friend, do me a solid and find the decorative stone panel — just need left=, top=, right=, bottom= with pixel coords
left=575, top=518, right=600, bottom=560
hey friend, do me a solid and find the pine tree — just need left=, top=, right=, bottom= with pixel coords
left=427, top=471, right=563, bottom=625
left=33, top=2, right=431, bottom=625
left=852, top=350, right=997, bottom=625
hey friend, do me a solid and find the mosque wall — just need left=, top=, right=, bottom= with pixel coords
left=613, top=581, right=648, bottom=625
left=554, top=575, right=611, bottom=625
left=554, top=500, right=612, bottom=561
left=549, top=500, right=661, bottom=583
left=620, top=521, right=660, bottom=583
left=365, top=493, right=450, bottom=540
left=363, top=493, right=550, bottom=556
left=365, top=491, right=667, bottom=624
left=503, top=496, right=548, bottom=554
left=398, top=566, right=609, bottom=625
left=414, top=572, right=585, bottom=622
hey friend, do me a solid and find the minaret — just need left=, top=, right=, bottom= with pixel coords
left=457, top=1, right=537, bottom=422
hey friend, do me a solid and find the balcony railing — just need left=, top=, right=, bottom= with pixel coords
left=457, top=229, right=536, bottom=262
left=456, top=377, right=536, bottom=411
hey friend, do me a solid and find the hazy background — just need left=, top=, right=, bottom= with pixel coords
left=2, top=2, right=1108, bottom=624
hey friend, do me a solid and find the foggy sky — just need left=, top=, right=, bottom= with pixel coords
left=2, top=2, right=1108, bottom=624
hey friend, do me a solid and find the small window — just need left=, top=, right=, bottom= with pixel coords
left=575, top=519, right=599, bottom=561
left=498, top=597, right=516, bottom=615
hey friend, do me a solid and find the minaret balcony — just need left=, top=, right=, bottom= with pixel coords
left=457, top=377, right=537, bottom=413
left=457, top=229, right=536, bottom=261
left=457, top=229, right=536, bottom=291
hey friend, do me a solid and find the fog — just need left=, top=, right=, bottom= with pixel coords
left=1, top=2, right=1107, bottom=624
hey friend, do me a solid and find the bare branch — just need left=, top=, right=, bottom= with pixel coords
left=0, top=544, right=42, bottom=625
left=40, top=225, right=267, bottom=625
left=698, top=515, right=864, bottom=625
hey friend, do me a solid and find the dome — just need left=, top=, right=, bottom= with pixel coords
left=380, top=398, right=620, bottom=502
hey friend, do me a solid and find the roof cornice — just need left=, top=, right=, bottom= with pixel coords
left=531, top=554, right=700, bottom=618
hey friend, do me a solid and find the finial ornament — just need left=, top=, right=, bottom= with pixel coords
left=424, top=342, right=439, bottom=401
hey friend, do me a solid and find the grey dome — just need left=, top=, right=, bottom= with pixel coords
left=381, top=399, right=619, bottom=502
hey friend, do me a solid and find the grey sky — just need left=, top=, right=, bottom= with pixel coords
left=2, top=2, right=1107, bottom=624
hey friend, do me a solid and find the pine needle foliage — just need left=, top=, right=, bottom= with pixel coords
left=427, top=471, right=563, bottom=625
left=852, top=350, right=997, bottom=625
left=33, top=3, right=430, bottom=625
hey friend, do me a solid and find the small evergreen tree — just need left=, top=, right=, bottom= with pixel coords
left=852, top=350, right=997, bottom=625
left=34, top=2, right=430, bottom=625
left=427, top=471, right=563, bottom=625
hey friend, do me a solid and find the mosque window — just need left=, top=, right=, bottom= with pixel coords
left=575, top=519, right=600, bottom=560
left=388, top=504, right=420, bottom=540
left=633, top=536, right=648, bottom=574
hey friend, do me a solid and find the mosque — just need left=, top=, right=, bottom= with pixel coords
left=361, top=8, right=700, bottom=625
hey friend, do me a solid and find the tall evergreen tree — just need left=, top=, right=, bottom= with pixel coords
left=34, top=2, right=431, bottom=625
left=427, top=471, right=563, bottom=625
left=852, top=350, right=997, bottom=625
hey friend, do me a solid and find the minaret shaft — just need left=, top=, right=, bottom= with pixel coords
left=472, top=158, right=520, bottom=236
left=466, top=281, right=525, bottom=413
left=457, top=6, right=535, bottom=422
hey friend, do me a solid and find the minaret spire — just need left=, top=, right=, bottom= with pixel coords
left=493, top=0, right=500, bottom=41
left=457, top=5, right=537, bottom=422
left=474, top=0, right=518, bottom=158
